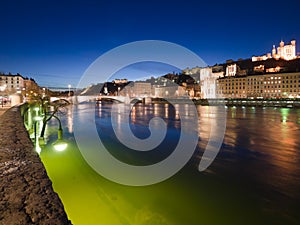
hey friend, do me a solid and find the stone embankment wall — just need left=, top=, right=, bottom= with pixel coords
left=0, top=107, right=71, bottom=225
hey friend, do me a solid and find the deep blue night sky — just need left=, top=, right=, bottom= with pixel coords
left=0, top=0, right=299, bottom=87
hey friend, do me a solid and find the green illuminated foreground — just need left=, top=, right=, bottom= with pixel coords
left=40, top=141, right=218, bottom=225
left=40, top=104, right=300, bottom=225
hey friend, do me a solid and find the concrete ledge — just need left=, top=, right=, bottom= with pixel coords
left=0, top=107, right=71, bottom=225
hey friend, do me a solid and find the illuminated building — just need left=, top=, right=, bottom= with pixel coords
left=217, top=72, right=300, bottom=98
left=133, top=82, right=152, bottom=97
left=22, top=78, right=42, bottom=100
left=182, top=66, right=201, bottom=75
left=217, top=39, right=300, bottom=99
left=199, top=67, right=223, bottom=99
left=113, top=78, right=128, bottom=84
left=226, top=64, right=237, bottom=76
left=153, top=85, right=186, bottom=98
left=182, top=65, right=223, bottom=98
left=0, top=73, right=24, bottom=94
left=0, top=73, right=43, bottom=101
left=252, top=40, right=298, bottom=62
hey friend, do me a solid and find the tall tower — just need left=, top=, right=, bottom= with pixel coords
left=278, top=40, right=285, bottom=58
left=280, top=40, right=284, bottom=47
left=291, top=40, right=296, bottom=59
left=272, top=45, right=276, bottom=57
left=291, top=40, right=296, bottom=46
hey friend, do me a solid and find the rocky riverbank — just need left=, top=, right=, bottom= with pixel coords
left=0, top=107, right=71, bottom=225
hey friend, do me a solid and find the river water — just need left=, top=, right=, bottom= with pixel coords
left=40, top=103, right=300, bottom=225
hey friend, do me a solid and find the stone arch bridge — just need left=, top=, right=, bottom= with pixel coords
left=57, top=95, right=151, bottom=104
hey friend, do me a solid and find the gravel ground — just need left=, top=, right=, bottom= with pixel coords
left=0, top=107, right=71, bottom=225
left=0, top=106, right=10, bottom=117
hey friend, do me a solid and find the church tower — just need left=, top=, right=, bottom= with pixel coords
left=280, top=40, right=284, bottom=47
left=290, top=40, right=296, bottom=59
left=272, top=45, right=276, bottom=57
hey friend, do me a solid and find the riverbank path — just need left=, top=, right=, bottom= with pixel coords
left=0, top=105, right=11, bottom=117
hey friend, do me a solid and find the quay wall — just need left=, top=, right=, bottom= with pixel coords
left=150, top=98, right=300, bottom=108
left=0, top=107, right=71, bottom=225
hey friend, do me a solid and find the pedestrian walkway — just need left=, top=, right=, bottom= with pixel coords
left=0, top=106, right=71, bottom=224
left=0, top=105, right=11, bottom=117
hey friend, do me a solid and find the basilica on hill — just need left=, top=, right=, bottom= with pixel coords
left=182, top=39, right=300, bottom=99
left=252, top=40, right=298, bottom=62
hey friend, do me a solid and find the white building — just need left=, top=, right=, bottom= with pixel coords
left=252, top=39, right=298, bottom=62
left=225, top=64, right=237, bottom=76
left=199, top=67, right=222, bottom=99
left=0, top=74, right=25, bottom=94
left=273, top=40, right=296, bottom=60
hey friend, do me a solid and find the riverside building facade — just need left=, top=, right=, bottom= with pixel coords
left=183, top=39, right=300, bottom=99
left=215, top=39, right=300, bottom=99
left=0, top=73, right=42, bottom=98
left=0, top=73, right=24, bottom=94
left=217, top=72, right=300, bottom=98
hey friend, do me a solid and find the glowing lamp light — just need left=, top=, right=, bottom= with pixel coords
left=53, top=139, right=68, bottom=152
left=33, top=116, right=43, bottom=121
left=52, top=128, right=68, bottom=151
left=282, top=116, right=287, bottom=123
left=35, top=145, right=42, bottom=154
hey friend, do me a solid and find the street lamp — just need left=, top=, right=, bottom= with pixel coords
left=37, top=114, right=68, bottom=151
left=117, top=86, right=121, bottom=96
left=27, top=98, right=69, bottom=152
left=51, top=115, right=68, bottom=151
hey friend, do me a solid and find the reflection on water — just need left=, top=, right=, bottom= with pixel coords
left=67, top=108, right=73, bottom=133
left=40, top=103, right=300, bottom=225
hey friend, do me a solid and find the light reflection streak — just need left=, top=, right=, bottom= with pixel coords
left=67, top=107, right=73, bottom=133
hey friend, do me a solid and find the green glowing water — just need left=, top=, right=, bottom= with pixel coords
left=40, top=104, right=300, bottom=225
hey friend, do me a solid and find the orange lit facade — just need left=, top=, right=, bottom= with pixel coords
left=22, top=78, right=42, bottom=100
left=217, top=72, right=300, bottom=98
